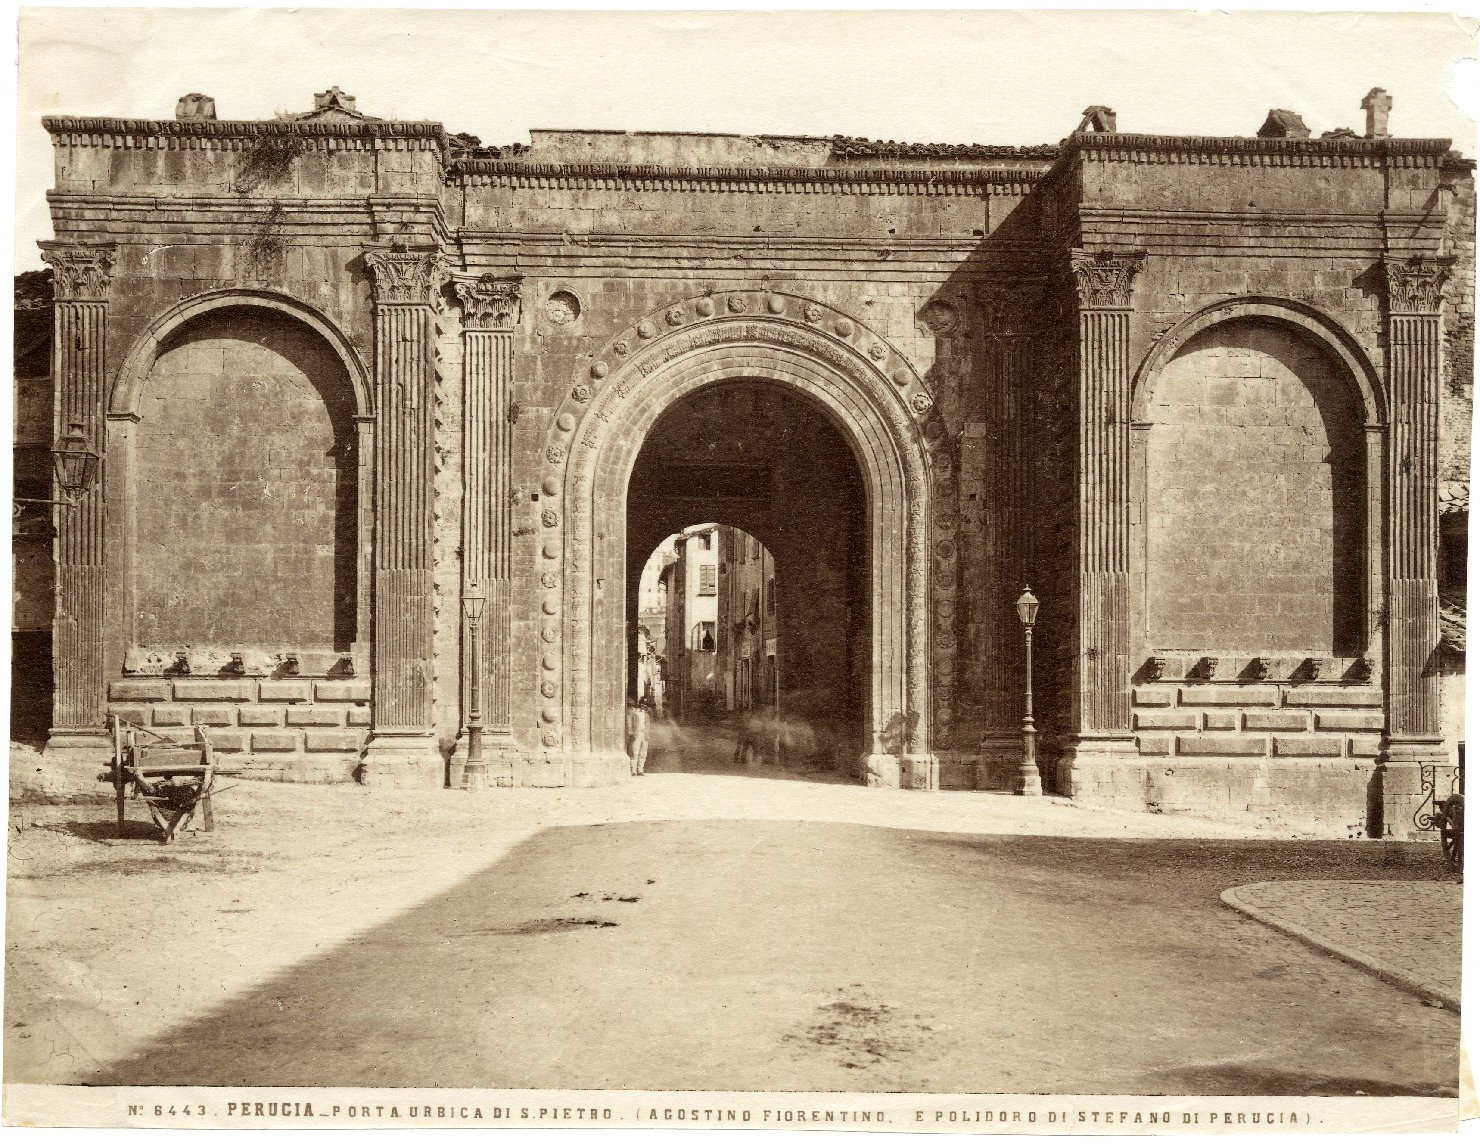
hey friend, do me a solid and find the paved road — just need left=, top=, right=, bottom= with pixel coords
left=78, top=816, right=1457, bottom=1096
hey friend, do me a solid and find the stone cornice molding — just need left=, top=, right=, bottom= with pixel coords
left=1064, top=132, right=1457, bottom=169
left=829, top=137, right=1059, bottom=162
left=38, top=240, right=116, bottom=302
left=1383, top=255, right=1455, bottom=315
left=450, top=160, right=1044, bottom=196
left=45, top=116, right=447, bottom=151
left=1070, top=249, right=1146, bottom=310
left=363, top=244, right=449, bottom=307
left=451, top=273, right=522, bottom=332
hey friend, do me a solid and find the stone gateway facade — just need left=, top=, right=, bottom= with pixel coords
left=28, top=87, right=1473, bottom=834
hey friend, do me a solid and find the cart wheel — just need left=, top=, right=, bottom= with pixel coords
left=1439, top=794, right=1464, bottom=872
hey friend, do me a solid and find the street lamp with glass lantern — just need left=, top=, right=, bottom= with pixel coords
left=462, top=581, right=487, bottom=790
left=1015, top=586, right=1043, bottom=797
left=14, top=420, right=101, bottom=511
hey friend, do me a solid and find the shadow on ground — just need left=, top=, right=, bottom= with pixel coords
left=31, top=821, right=1456, bottom=1096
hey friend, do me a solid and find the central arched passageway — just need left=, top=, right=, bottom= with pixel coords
left=624, top=382, right=869, bottom=780
left=549, top=290, right=938, bottom=789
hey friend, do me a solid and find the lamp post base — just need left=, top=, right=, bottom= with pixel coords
left=1014, top=762, right=1044, bottom=797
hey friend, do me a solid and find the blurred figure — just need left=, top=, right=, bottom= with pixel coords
left=626, top=698, right=650, bottom=776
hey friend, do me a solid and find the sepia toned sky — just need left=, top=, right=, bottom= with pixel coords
left=12, top=6, right=1479, bottom=272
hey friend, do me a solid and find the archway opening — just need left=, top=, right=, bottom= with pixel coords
left=624, top=380, right=869, bottom=780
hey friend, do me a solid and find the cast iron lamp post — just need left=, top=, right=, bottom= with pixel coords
left=14, top=421, right=101, bottom=510
left=1015, top=586, right=1043, bottom=797
left=463, top=581, right=487, bottom=790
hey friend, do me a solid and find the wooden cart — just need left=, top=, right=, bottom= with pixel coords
left=100, top=716, right=241, bottom=843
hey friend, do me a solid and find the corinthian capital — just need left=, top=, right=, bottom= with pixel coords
left=363, top=243, right=448, bottom=306
left=1069, top=249, right=1145, bottom=310
left=1383, top=255, right=1454, bottom=315
left=39, top=241, right=116, bottom=303
left=451, top=273, right=522, bottom=332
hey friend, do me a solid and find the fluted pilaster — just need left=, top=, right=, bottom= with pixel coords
left=361, top=243, right=447, bottom=782
left=1061, top=250, right=1143, bottom=774
left=1383, top=255, right=1451, bottom=755
left=451, top=274, right=522, bottom=775
left=41, top=241, right=114, bottom=749
left=976, top=284, right=1040, bottom=783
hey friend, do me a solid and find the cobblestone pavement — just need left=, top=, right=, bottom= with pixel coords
left=1223, top=880, right=1461, bottom=1010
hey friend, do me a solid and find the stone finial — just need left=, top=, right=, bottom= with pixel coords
left=175, top=93, right=217, bottom=122
left=315, top=86, right=358, bottom=114
left=1361, top=87, right=1392, bottom=139
left=1257, top=109, right=1311, bottom=139
left=1077, top=105, right=1117, bottom=133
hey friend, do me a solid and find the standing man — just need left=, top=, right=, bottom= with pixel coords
left=626, top=698, right=650, bottom=776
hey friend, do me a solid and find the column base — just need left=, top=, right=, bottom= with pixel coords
left=975, top=730, right=1024, bottom=791
left=1056, top=733, right=1142, bottom=807
left=448, top=728, right=524, bottom=790
left=860, top=753, right=939, bottom=790
left=360, top=729, right=445, bottom=789
left=1378, top=735, right=1451, bottom=840
left=44, top=727, right=112, bottom=756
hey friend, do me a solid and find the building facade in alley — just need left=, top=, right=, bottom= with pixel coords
left=21, top=85, right=1474, bottom=833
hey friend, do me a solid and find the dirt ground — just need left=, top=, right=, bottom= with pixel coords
left=4, top=734, right=1460, bottom=1095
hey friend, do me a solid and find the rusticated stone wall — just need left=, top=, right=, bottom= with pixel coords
left=133, top=307, right=358, bottom=649
left=1145, top=320, right=1365, bottom=654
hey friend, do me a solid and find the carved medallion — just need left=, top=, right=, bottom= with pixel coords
left=541, top=508, right=560, bottom=528
left=546, top=445, right=567, bottom=465
left=540, top=571, right=559, bottom=589
left=727, top=296, right=746, bottom=313
left=804, top=303, right=823, bottom=323
left=918, top=299, right=959, bottom=336
left=541, top=681, right=558, bottom=698
left=540, top=626, right=558, bottom=643
left=612, top=338, right=631, bottom=357
left=545, top=290, right=581, bottom=325
left=911, top=392, right=933, bottom=414
left=665, top=306, right=686, bottom=327
left=541, top=731, right=559, bottom=747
